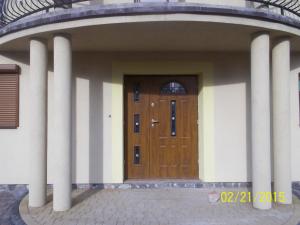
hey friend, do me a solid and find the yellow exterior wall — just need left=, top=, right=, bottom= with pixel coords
left=111, top=61, right=214, bottom=182
left=200, top=69, right=215, bottom=181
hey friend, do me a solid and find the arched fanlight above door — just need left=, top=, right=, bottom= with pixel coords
left=160, top=81, right=187, bottom=94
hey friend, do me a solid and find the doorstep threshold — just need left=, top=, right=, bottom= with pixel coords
left=123, top=179, right=203, bottom=189
left=120, top=180, right=251, bottom=189
left=124, top=179, right=201, bottom=184
left=73, top=181, right=251, bottom=189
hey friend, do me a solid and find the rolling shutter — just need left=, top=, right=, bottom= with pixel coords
left=0, top=65, right=20, bottom=128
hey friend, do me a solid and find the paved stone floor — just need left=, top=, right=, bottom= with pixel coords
left=19, top=188, right=300, bottom=225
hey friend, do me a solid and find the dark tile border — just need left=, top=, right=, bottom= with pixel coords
left=0, top=185, right=28, bottom=200
left=0, top=185, right=28, bottom=225
left=2, top=181, right=300, bottom=191
left=70, top=181, right=253, bottom=189
left=293, top=182, right=300, bottom=199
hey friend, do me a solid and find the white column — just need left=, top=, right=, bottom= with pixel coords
left=272, top=37, right=292, bottom=204
left=250, top=32, right=272, bottom=210
left=53, top=34, right=72, bottom=211
left=29, top=38, right=48, bottom=207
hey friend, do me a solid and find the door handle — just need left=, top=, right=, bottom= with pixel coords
left=151, top=119, right=159, bottom=124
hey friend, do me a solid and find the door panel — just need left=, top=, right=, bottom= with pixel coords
left=124, top=77, right=150, bottom=178
left=125, top=76, right=198, bottom=179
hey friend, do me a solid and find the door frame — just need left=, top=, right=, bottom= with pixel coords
left=124, top=75, right=199, bottom=180
left=111, top=61, right=215, bottom=183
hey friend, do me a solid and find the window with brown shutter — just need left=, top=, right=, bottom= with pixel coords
left=0, top=65, right=20, bottom=128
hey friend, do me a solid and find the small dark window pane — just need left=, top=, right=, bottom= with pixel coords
left=171, top=100, right=176, bottom=136
left=160, top=81, right=186, bottom=94
left=133, top=83, right=140, bottom=102
left=134, top=114, right=140, bottom=133
left=134, top=146, right=140, bottom=164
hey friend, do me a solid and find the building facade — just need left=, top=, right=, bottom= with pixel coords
left=0, top=0, right=299, bottom=211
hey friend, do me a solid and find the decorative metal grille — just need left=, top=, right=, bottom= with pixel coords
left=170, top=100, right=176, bottom=136
left=250, top=0, right=300, bottom=17
left=160, top=81, right=186, bottom=95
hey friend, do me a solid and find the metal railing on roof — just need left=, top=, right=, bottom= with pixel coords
left=0, top=0, right=300, bottom=27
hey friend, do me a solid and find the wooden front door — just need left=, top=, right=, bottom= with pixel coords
left=125, top=76, right=198, bottom=179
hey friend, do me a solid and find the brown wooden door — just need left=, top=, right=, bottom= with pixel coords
left=125, top=76, right=198, bottom=179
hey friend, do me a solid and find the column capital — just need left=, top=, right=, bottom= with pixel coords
left=251, top=31, right=270, bottom=40
left=30, top=37, right=48, bottom=44
left=53, top=33, right=72, bottom=40
left=272, top=36, right=291, bottom=47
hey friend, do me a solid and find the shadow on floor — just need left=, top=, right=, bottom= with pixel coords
left=72, top=189, right=102, bottom=207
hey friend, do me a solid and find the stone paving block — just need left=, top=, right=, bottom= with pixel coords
left=19, top=188, right=300, bottom=225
